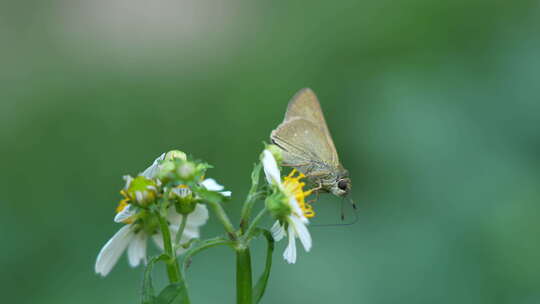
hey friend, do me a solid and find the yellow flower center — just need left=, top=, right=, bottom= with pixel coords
left=115, top=190, right=134, bottom=224
left=283, top=169, right=315, bottom=218
left=116, top=190, right=129, bottom=213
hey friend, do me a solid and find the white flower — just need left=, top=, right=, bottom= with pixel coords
left=95, top=152, right=216, bottom=277
left=95, top=202, right=209, bottom=277
left=201, top=178, right=232, bottom=197
left=140, top=153, right=165, bottom=180
left=141, top=153, right=232, bottom=197
left=261, top=150, right=313, bottom=264
left=152, top=204, right=209, bottom=253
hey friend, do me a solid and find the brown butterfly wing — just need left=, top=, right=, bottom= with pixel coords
left=272, top=88, right=340, bottom=168
left=272, top=118, right=334, bottom=170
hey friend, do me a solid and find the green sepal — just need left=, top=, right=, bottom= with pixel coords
left=174, top=199, right=197, bottom=215
left=196, top=187, right=228, bottom=204
left=142, top=254, right=168, bottom=304
left=265, top=190, right=291, bottom=218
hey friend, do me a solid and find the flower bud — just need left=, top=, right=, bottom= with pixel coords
left=264, top=145, right=283, bottom=165
left=156, top=160, right=176, bottom=183
left=165, top=150, right=187, bottom=161
left=125, top=175, right=158, bottom=207
left=177, top=161, right=196, bottom=180
left=169, top=186, right=198, bottom=214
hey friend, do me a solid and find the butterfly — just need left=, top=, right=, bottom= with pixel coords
left=270, top=88, right=351, bottom=198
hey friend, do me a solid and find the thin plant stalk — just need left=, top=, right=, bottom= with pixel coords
left=236, top=248, right=253, bottom=304
left=157, top=212, right=182, bottom=283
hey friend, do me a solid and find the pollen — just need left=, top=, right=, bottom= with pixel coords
left=115, top=190, right=135, bottom=224
left=116, top=190, right=130, bottom=213
left=283, top=169, right=315, bottom=218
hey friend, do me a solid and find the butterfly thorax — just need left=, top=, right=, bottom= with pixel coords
left=283, top=153, right=351, bottom=197
left=313, top=164, right=350, bottom=197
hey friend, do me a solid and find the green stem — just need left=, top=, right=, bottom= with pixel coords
left=175, top=213, right=188, bottom=246
left=243, top=207, right=267, bottom=241
left=207, top=201, right=238, bottom=240
left=240, top=163, right=262, bottom=233
left=157, top=212, right=182, bottom=284
left=236, top=248, right=253, bottom=304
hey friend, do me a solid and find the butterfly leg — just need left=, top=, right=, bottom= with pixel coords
left=310, top=191, right=320, bottom=203
left=306, top=182, right=322, bottom=204
left=309, top=183, right=323, bottom=193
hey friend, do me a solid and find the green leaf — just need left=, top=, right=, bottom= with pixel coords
left=156, top=283, right=187, bottom=304
left=253, top=230, right=274, bottom=304
left=196, top=187, right=226, bottom=204
left=142, top=255, right=168, bottom=304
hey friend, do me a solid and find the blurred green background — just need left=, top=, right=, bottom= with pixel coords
left=2, top=1, right=540, bottom=303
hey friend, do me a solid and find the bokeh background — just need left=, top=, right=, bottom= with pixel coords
left=2, top=1, right=540, bottom=303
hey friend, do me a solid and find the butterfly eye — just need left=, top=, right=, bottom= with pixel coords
left=338, top=180, right=348, bottom=191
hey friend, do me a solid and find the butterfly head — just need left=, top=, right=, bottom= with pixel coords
left=331, top=173, right=351, bottom=197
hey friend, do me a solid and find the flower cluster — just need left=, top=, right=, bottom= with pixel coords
left=95, top=150, right=230, bottom=276
left=95, top=145, right=322, bottom=304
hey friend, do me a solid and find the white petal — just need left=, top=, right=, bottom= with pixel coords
left=289, top=197, right=307, bottom=223
left=180, top=227, right=200, bottom=240
left=220, top=191, right=232, bottom=197
left=135, top=191, right=144, bottom=203
left=283, top=225, right=297, bottom=264
left=127, top=232, right=148, bottom=267
left=154, top=205, right=208, bottom=254
left=290, top=215, right=312, bottom=252
left=166, top=207, right=182, bottom=227
left=271, top=221, right=286, bottom=241
left=174, top=227, right=199, bottom=255
left=176, top=246, right=188, bottom=255
left=152, top=233, right=164, bottom=250
left=168, top=225, right=197, bottom=243
left=152, top=227, right=199, bottom=256
left=95, top=225, right=135, bottom=276
left=114, top=204, right=136, bottom=223
left=140, top=153, right=165, bottom=179
left=201, top=178, right=224, bottom=191
left=185, top=204, right=209, bottom=228
left=152, top=227, right=197, bottom=254
left=171, top=187, right=192, bottom=198
left=262, top=150, right=281, bottom=185
left=123, top=175, right=133, bottom=189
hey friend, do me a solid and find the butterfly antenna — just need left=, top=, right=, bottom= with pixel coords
left=340, top=197, right=345, bottom=221
left=349, top=197, right=359, bottom=225
left=350, top=197, right=357, bottom=210
left=312, top=197, right=359, bottom=228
